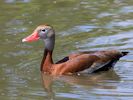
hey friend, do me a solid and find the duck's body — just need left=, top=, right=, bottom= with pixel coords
left=22, top=25, right=128, bottom=75
left=41, top=49, right=127, bottom=75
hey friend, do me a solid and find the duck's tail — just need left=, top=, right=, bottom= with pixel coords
left=121, top=51, right=129, bottom=56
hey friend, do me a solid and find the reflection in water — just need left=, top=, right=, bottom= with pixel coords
left=41, top=70, right=120, bottom=99
left=41, top=73, right=55, bottom=100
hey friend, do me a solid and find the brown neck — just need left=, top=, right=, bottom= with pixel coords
left=41, top=49, right=53, bottom=72
left=40, top=33, right=55, bottom=72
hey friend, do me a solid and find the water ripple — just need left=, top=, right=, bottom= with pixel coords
left=77, top=30, right=133, bottom=51
left=5, top=0, right=31, bottom=3
left=120, top=6, right=133, bottom=14
left=59, top=24, right=97, bottom=36
left=107, top=20, right=133, bottom=28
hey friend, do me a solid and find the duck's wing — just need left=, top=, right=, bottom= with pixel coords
left=69, top=51, right=97, bottom=59
left=87, top=60, right=116, bottom=73
left=56, top=50, right=128, bottom=74
left=55, top=56, right=69, bottom=64
left=87, top=50, right=129, bottom=73
left=55, top=51, right=97, bottom=64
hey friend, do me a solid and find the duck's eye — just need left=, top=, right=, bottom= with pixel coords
left=41, top=29, right=46, bottom=32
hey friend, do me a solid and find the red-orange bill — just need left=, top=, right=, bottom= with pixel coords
left=22, top=32, right=40, bottom=42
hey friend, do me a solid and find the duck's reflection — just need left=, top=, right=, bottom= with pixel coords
left=41, top=73, right=55, bottom=99
left=41, top=70, right=120, bottom=99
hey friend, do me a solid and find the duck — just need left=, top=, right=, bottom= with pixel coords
left=22, top=24, right=128, bottom=75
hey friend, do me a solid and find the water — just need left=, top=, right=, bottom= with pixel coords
left=0, top=0, right=133, bottom=100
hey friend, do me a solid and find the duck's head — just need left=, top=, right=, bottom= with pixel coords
left=22, top=24, right=55, bottom=42
left=22, top=24, right=55, bottom=50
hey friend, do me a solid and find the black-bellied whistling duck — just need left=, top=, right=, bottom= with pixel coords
left=22, top=24, right=128, bottom=75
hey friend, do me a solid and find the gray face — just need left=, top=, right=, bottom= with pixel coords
left=38, top=28, right=48, bottom=39
left=38, top=26, right=55, bottom=51
left=38, top=28, right=55, bottom=40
